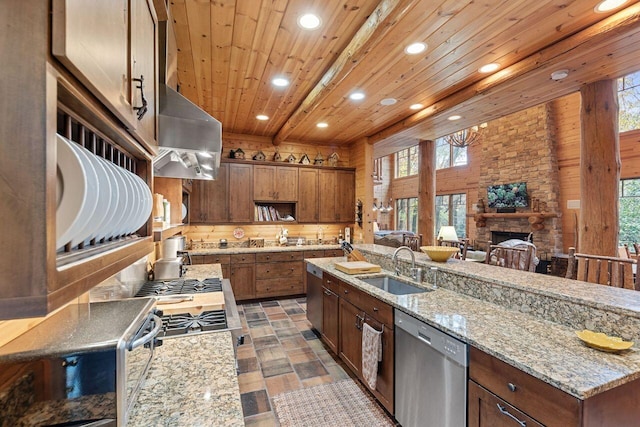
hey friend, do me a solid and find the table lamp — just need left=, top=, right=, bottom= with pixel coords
left=437, top=226, right=459, bottom=241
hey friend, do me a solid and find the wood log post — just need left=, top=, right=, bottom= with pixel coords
left=418, top=139, right=435, bottom=245
left=579, top=80, right=620, bottom=257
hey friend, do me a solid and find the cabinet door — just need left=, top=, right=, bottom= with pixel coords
left=298, top=169, right=318, bottom=223
left=276, top=167, right=298, bottom=201
left=364, top=314, right=394, bottom=414
left=129, top=0, right=158, bottom=147
left=253, top=165, right=276, bottom=201
left=190, top=163, right=228, bottom=223
left=322, top=288, right=339, bottom=354
left=318, top=170, right=337, bottom=222
left=52, top=0, right=135, bottom=128
left=468, top=381, right=543, bottom=427
left=339, top=298, right=362, bottom=376
left=228, top=163, right=253, bottom=222
left=336, top=170, right=355, bottom=222
left=230, top=263, right=255, bottom=301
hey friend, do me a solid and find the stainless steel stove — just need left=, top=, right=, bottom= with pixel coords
left=159, top=310, right=227, bottom=338
left=135, top=278, right=222, bottom=297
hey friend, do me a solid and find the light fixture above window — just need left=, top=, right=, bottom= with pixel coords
left=404, top=42, right=427, bottom=55
left=272, top=77, right=289, bottom=87
left=478, top=63, right=500, bottom=73
left=316, top=122, right=328, bottom=128
left=445, top=123, right=487, bottom=148
left=447, top=115, right=462, bottom=121
left=256, top=114, right=269, bottom=121
left=550, top=69, right=569, bottom=80
left=349, top=91, right=366, bottom=101
left=380, top=98, right=397, bottom=106
left=410, top=103, right=423, bottom=110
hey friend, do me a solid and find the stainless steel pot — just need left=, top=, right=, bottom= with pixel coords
left=162, top=235, right=186, bottom=259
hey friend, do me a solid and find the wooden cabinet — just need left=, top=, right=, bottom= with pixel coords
left=318, top=169, right=355, bottom=223
left=254, top=166, right=298, bottom=201
left=339, top=297, right=363, bottom=375
left=190, top=254, right=230, bottom=278
left=469, top=380, right=544, bottom=427
left=228, top=163, right=253, bottom=223
left=190, top=163, right=228, bottom=224
left=298, top=169, right=319, bottom=222
left=52, top=0, right=158, bottom=150
left=322, top=276, right=340, bottom=354
left=255, top=251, right=304, bottom=298
left=229, top=253, right=255, bottom=300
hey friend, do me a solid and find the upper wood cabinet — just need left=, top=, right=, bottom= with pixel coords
left=52, top=0, right=158, bottom=150
left=298, top=169, right=319, bottom=223
left=319, top=169, right=355, bottom=223
left=253, top=165, right=298, bottom=201
left=228, top=163, right=253, bottom=223
left=190, top=163, right=228, bottom=224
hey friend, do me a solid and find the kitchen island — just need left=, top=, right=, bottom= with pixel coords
left=128, top=264, right=244, bottom=426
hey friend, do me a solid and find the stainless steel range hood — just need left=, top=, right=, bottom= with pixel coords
left=154, top=84, right=222, bottom=180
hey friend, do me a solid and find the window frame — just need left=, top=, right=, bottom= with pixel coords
left=395, top=197, right=418, bottom=232
left=395, top=145, right=419, bottom=178
left=435, top=137, right=468, bottom=170
left=434, top=192, right=467, bottom=238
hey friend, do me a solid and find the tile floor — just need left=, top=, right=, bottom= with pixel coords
left=236, top=298, right=394, bottom=426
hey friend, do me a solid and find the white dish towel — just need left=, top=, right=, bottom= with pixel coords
left=362, top=322, right=383, bottom=390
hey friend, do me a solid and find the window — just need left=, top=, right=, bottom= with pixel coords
left=435, top=193, right=467, bottom=238
left=620, top=178, right=640, bottom=249
left=396, top=197, right=418, bottom=232
left=395, top=145, right=419, bottom=178
left=435, top=137, right=467, bottom=170
left=618, top=71, right=640, bottom=132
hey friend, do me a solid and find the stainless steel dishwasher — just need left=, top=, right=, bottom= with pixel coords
left=395, top=309, right=468, bottom=427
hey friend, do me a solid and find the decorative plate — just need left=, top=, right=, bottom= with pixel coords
left=233, top=227, right=245, bottom=239
left=575, top=330, right=634, bottom=353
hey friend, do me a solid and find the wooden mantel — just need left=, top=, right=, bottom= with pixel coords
left=473, top=212, right=558, bottom=230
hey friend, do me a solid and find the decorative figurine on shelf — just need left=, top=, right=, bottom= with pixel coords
left=476, top=198, right=486, bottom=213
left=532, top=197, right=540, bottom=212
left=328, top=152, right=339, bottom=167
left=253, top=151, right=266, bottom=161
left=278, top=227, right=289, bottom=246
left=314, top=152, right=324, bottom=166
left=273, top=149, right=282, bottom=162
left=231, top=148, right=245, bottom=159
left=286, top=153, right=296, bottom=163
left=299, top=153, right=311, bottom=165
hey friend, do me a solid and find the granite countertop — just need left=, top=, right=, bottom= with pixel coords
left=128, top=332, right=243, bottom=426
left=306, top=250, right=640, bottom=400
left=182, top=263, right=224, bottom=280
left=187, top=243, right=341, bottom=255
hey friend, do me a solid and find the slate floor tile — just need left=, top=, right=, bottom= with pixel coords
left=237, top=357, right=260, bottom=374
left=252, top=335, right=280, bottom=349
left=293, top=360, right=329, bottom=380
left=256, top=346, right=287, bottom=363
left=261, top=358, right=293, bottom=378
left=264, top=372, right=302, bottom=396
left=240, top=389, right=271, bottom=417
left=301, top=329, right=318, bottom=340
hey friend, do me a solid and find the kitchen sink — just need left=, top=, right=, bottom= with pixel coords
left=357, top=275, right=429, bottom=295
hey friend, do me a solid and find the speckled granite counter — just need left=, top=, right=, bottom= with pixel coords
left=128, top=332, right=243, bottom=426
left=307, top=245, right=640, bottom=400
left=187, top=243, right=341, bottom=255
left=182, top=263, right=224, bottom=280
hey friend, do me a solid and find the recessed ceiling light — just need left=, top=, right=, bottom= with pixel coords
left=199, top=151, right=212, bottom=158
left=479, top=63, right=500, bottom=73
left=349, top=91, right=365, bottom=101
left=595, top=0, right=628, bottom=13
left=298, top=13, right=321, bottom=30
left=404, top=42, right=426, bottom=55
left=272, top=77, right=289, bottom=87
left=448, top=115, right=462, bottom=121
left=317, top=122, right=328, bottom=128
left=409, top=103, right=423, bottom=110
left=380, top=98, right=397, bottom=106
left=550, top=69, right=569, bottom=80
left=256, top=114, right=269, bottom=121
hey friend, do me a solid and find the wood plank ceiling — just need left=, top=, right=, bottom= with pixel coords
left=169, top=0, right=640, bottom=152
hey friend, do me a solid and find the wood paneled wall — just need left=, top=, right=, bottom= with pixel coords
left=185, top=224, right=345, bottom=246
left=349, top=138, right=373, bottom=243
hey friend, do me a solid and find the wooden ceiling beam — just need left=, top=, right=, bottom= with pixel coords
left=272, top=0, right=419, bottom=146
left=368, top=2, right=640, bottom=147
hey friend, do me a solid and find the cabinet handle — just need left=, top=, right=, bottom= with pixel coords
left=266, top=256, right=270, bottom=260
left=373, top=307, right=379, bottom=312
left=132, top=75, right=148, bottom=120
left=324, top=290, right=332, bottom=296
left=344, top=289, right=349, bottom=294
left=496, top=404, right=526, bottom=427
left=507, top=383, right=517, bottom=392
left=355, top=314, right=363, bottom=330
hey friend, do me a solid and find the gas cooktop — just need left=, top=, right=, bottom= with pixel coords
left=135, top=278, right=222, bottom=297
left=159, top=310, right=227, bottom=338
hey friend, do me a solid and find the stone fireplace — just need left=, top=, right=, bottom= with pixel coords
left=476, top=104, right=563, bottom=255
left=491, top=231, right=531, bottom=245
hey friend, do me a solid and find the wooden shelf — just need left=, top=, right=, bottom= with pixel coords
left=153, top=223, right=186, bottom=241
left=474, top=212, right=557, bottom=230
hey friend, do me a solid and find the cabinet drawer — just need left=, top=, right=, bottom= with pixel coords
left=203, top=254, right=230, bottom=265
left=358, top=290, right=392, bottom=326
left=324, top=275, right=340, bottom=294
left=468, top=380, right=544, bottom=427
left=303, top=250, right=326, bottom=259
left=324, top=249, right=344, bottom=257
left=256, top=251, right=303, bottom=262
left=339, top=280, right=361, bottom=307
left=256, top=278, right=304, bottom=297
left=256, top=261, right=303, bottom=278
left=230, top=253, right=256, bottom=264
left=469, top=347, right=580, bottom=426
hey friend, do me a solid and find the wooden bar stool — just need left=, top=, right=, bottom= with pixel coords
left=566, top=247, right=638, bottom=290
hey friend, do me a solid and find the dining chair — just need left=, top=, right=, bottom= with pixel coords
left=486, top=245, right=533, bottom=271
left=565, top=247, right=638, bottom=290
left=438, top=237, right=469, bottom=260
left=633, top=242, right=640, bottom=257
left=618, top=244, right=631, bottom=259
left=402, top=233, right=422, bottom=251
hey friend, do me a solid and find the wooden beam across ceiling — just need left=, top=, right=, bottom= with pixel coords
left=272, top=0, right=418, bottom=146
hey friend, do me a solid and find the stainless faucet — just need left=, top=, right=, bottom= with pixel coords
left=392, top=246, right=422, bottom=282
